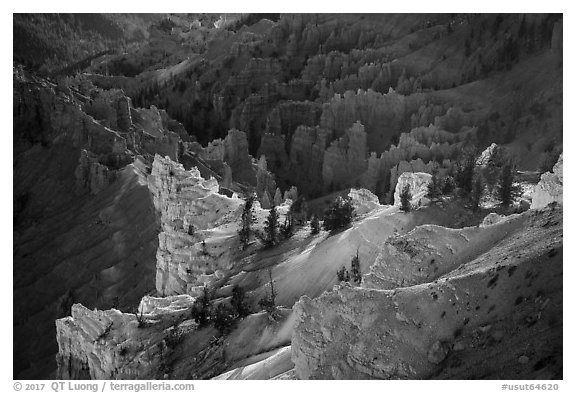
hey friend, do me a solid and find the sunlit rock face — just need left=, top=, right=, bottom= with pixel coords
left=393, top=172, right=432, bottom=208
left=148, top=154, right=243, bottom=296
left=531, top=153, right=563, bottom=209
left=56, top=295, right=196, bottom=380
left=348, top=188, right=382, bottom=216
left=475, top=143, right=499, bottom=166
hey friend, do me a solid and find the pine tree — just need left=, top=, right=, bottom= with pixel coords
left=262, top=205, right=279, bottom=248
left=258, top=269, right=277, bottom=318
left=238, top=195, right=255, bottom=249
left=400, top=184, right=412, bottom=212
left=442, top=176, right=456, bottom=195
left=456, top=151, right=476, bottom=195
left=471, top=176, right=484, bottom=212
left=336, top=266, right=350, bottom=282
left=212, top=304, right=235, bottom=335
left=310, top=215, right=320, bottom=235
left=350, top=249, right=362, bottom=284
left=280, top=215, right=294, bottom=239
left=231, top=285, right=250, bottom=318
left=427, top=166, right=441, bottom=199
left=323, top=196, right=354, bottom=232
left=498, top=163, right=518, bottom=207
left=190, top=286, right=212, bottom=327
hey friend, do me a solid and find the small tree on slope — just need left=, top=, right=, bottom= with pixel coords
left=456, top=150, right=476, bottom=195
left=427, top=165, right=441, bottom=199
left=190, top=286, right=212, bottom=327
left=310, top=214, right=320, bottom=235
left=230, top=285, right=250, bottom=318
left=337, top=266, right=350, bottom=282
left=323, top=196, right=354, bottom=233
left=471, top=176, right=484, bottom=212
left=259, top=268, right=278, bottom=319
left=400, top=184, right=412, bottom=212
left=350, top=249, right=362, bottom=285
left=498, top=163, right=519, bottom=207
left=262, top=204, right=279, bottom=248
left=238, top=195, right=255, bottom=249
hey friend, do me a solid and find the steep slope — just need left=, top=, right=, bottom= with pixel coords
left=291, top=204, right=562, bottom=379
left=13, top=68, right=160, bottom=378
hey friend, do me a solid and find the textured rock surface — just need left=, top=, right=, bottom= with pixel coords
left=201, top=129, right=256, bottom=185
left=74, top=149, right=117, bottom=195
left=348, top=188, right=382, bottom=216
left=480, top=213, right=507, bottom=227
left=319, top=89, right=427, bottom=154
left=56, top=296, right=195, bottom=380
left=475, top=143, right=499, bottom=166
left=531, top=154, right=563, bottom=209
left=266, top=101, right=322, bottom=147
left=57, top=303, right=296, bottom=380
left=148, top=155, right=243, bottom=296
left=322, top=121, right=368, bottom=192
left=292, top=205, right=563, bottom=379
left=393, top=172, right=432, bottom=208
left=288, top=125, right=330, bottom=196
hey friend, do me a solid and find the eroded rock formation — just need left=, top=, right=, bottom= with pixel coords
left=292, top=205, right=563, bottom=379
left=148, top=155, right=243, bottom=296
left=393, top=172, right=432, bottom=208
left=531, top=153, right=563, bottom=209
left=322, top=121, right=368, bottom=192
left=56, top=296, right=196, bottom=379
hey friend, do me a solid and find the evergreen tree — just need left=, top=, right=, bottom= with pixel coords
left=310, top=215, right=320, bottom=235
left=258, top=269, right=277, bottom=318
left=427, top=166, right=441, bottom=199
left=441, top=175, right=456, bottom=195
left=456, top=151, right=476, bottom=195
left=350, top=250, right=362, bottom=284
left=323, top=196, right=354, bottom=232
left=262, top=205, right=279, bottom=248
left=471, top=176, right=484, bottom=212
left=212, top=304, right=235, bottom=335
left=230, top=285, right=250, bottom=318
left=280, top=215, right=294, bottom=239
left=336, top=266, right=350, bottom=282
left=238, top=195, right=255, bottom=249
left=190, top=286, right=212, bottom=327
left=498, top=163, right=518, bottom=207
left=400, top=184, right=412, bottom=212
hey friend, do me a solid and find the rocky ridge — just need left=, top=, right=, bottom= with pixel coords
left=531, top=154, right=563, bottom=209
left=148, top=155, right=243, bottom=296
left=291, top=204, right=563, bottom=379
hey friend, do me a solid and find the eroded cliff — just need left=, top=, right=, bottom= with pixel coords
left=291, top=205, right=562, bottom=379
